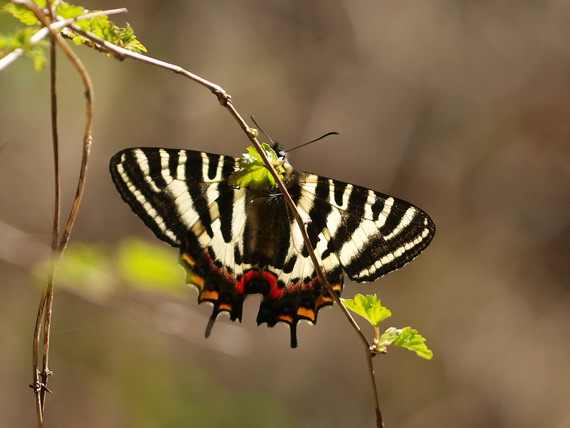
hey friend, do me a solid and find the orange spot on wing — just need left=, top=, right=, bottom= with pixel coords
left=316, top=296, right=332, bottom=307
left=200, top=290, right=219, bottom=301
left=296, top=307, right=315, bottom=321
left=181, top=253, right=195, bottom=266
left=187, top=273, right=205, bottom=288
left=277, top=314, right=294, bottom=324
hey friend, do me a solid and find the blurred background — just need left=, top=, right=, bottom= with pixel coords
left=1, top=0, right=569, bottom=427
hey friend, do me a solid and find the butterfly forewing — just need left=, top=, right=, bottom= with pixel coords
left=110, top=147, right=435, bottom=347
left=295, top=173, right=435, bottom=282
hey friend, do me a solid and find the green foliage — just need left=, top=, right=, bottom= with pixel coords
left=341, top=293, right=391, bottom=327
left=34, top=239, right=185, bottom=300
left=61, top=8, right=147, bottom=54
left=377, top=327, right=433, bottom=360
left=342, top=294, right=433, bottom=360
left=116, top=238, right=184, bottom=294
left=1, top=0, right=146, bottom=70
left=0, top=26, right=46, bottom=69
left=3, top=2, right=44, bottom=26
left=228, top=143, right=286, bottom=190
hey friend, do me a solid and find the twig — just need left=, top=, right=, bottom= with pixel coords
left=64, top=25, right=230, bottom=105
left=20, top=2, right=94, bottom=426
left=69, top=23, right=383, bottom=427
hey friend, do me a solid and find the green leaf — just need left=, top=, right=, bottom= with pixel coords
left=228, top=143, right=285, bottom=190
left=34, top=239, right=185, bottom=300
left=341, top=294, right=392, bottom=327
left=377, top=327, right=433, bottom=359
left=0, top=27, right=47, bottom=70
left=2, top=3, right=40, bottom=26
left=56, top=2, right=86, bottom=20
left=2, top=1, right=147, bottom=57
left=116, top=238, right=184, bottom=295
left=60, top=6, right=147, bottom=54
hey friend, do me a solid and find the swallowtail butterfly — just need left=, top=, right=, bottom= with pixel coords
left=110, top=145, right=435, bottom=347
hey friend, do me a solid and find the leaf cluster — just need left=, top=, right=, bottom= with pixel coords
left=0, top=25, right=46, bottom=69
left=1, top=0, right=146, bottom=69
left=342, top=294, right=433, bottom=360
left=228, top=143, right=286, bottom=190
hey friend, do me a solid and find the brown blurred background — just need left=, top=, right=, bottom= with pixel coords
left=1, top=0, right=569, bottom=427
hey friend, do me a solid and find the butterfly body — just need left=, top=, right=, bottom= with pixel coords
left=110, top=146, right=434, bottom=347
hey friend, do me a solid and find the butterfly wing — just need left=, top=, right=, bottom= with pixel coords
left=110, top=147, right=254, bottom=320
left=293, top=172, right=435, bottom=282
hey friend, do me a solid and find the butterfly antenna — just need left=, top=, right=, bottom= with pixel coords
left=250, top=116, right=277, bottom=146
left=286, top=131, right=339, bottom=153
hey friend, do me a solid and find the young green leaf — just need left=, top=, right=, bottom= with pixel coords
left=1, top=0, right=147, bottom=60
left=341, top=294, right=392, bottom=327
left=0, top=28, right=47, bottom=70
left=2, top=3, right=41, bottom=26
left=228, top=143, right=285, bottom=190
left=376, top=327, right=433, bottom=360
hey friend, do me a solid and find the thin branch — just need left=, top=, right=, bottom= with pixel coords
left=0, top=6, right=127, bottom=71
left=65, top=25, right=230, bottom=105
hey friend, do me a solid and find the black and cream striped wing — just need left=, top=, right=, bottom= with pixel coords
left=110, top=147, right=247, bottom=269
left=289, top=172, right=435, bottom=283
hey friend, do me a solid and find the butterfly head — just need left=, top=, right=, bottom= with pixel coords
left=272, top=143, right=293, bottom=179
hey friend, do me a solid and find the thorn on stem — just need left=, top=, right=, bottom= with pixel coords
left=29, top=382, right=53, bottom=394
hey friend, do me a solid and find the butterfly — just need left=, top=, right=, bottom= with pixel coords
left=109, top=144, right=435, bottom=347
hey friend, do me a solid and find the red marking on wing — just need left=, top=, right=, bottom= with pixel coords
left=263, top=271, right=283, bottom=299
left=235, top=270, right=284, bottom=299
